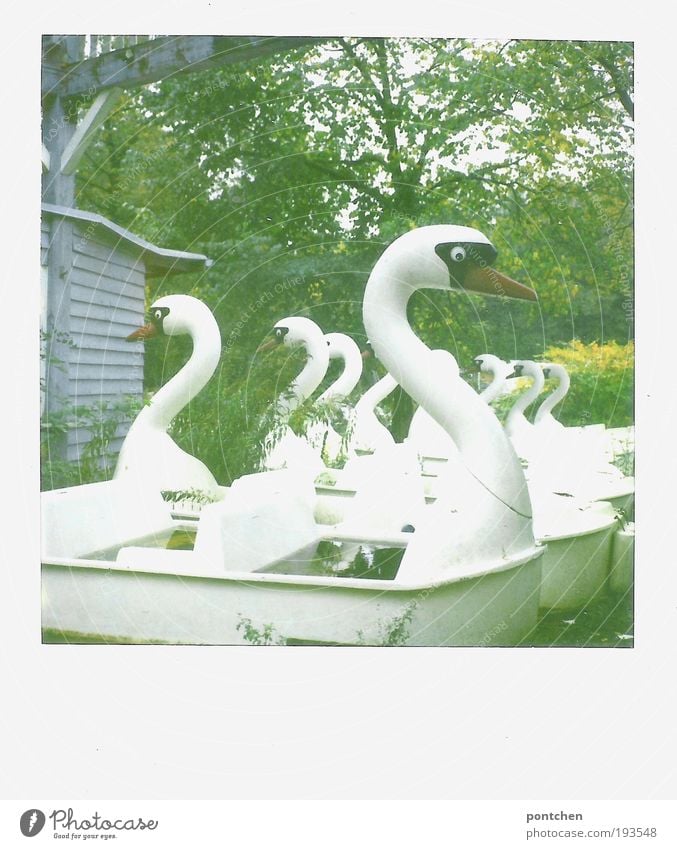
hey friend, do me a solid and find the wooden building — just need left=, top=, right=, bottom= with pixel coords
left=41, top=203, right=210, bottom=462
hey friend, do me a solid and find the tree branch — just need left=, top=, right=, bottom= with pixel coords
left=301, top=154, right=384, bottom=203
left=595, top=54, right=634, bottom=119
left=371, top=40, right=404, bottom=184
left=340, top=38, right=384, bottom=107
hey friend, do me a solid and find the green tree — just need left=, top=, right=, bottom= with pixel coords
left=73, top=37, right=633, bottom=478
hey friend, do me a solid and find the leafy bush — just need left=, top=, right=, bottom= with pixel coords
left=41, top=396, right=142, bottom=490
left=40, top=329, right=143, bottom=490
left=236, top=617, right=286, bottom=646
left=485, top=340, right=633, bottom=429
left=540, top=340, right=633, bottom=428
left=357, top=600, right=418, bottom=646
left=166, top=335, right=366, bottom=484
left=166, top=343, right=311, bottom=485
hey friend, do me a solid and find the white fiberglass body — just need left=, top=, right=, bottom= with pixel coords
left=114, top=295, right=225, bottom=501
left=42, top=225, right=547, bottom=645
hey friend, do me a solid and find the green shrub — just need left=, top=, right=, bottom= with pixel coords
left=486, top=341, right=633, bottom=429
left=41, top=396, right=142, bottom=490
left=168, top=343, right=362, bottom=483
left=540, top=340, right=633, bottom=428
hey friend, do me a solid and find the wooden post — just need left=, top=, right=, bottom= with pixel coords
left=42, top=36, right=80, bottom=461
left=60, top=88, right=123, bottom=176
left=42, top=35, right=322, bottom=98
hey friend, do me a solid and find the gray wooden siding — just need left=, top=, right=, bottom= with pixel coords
left=68, top=222, right=146, bottom=461
left=42, top=205, right=209, bottom=470
left=40, top=219, right=50, bottom=267
left=42, top=217, right=147, bottom=462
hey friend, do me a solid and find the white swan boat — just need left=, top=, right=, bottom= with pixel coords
left=42, top=474, right=542, bottom=646
left=505, top=359, right=634, bottom=514
left=42, top=225, right=547, bottom=645
left=316, top=355, right=626, bottom=612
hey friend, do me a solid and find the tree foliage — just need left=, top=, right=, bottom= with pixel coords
left=71, top=37, right=633, bottom=481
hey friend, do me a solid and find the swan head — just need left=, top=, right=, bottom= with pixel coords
left=373, top=225, right=537, bottom=301
left=506, top=360, right=545, bottom=389
left=472, top=353, right=510, bottom=375
left=324, top=332, right=360, bottom=362
left=257, top=316, right=324, bottom=353
left=126, top=294, right=215, bottom=341
left=541, top=362, right=567, bottom=381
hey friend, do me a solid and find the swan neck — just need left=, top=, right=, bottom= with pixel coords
left=319, top=345, right=363, bottom=402
left=480, top=365, right=506, bottom=404
left=145, top=318, right=221, bottom=430
left=356, top=373, right=398, bottom=412
left=278, top=337, right=329, bottom=414
left=363, top=254, right=532, bottom=517
left=507, top=374, right=544, bottom=426
left=535, top=368, right=569, bottom=422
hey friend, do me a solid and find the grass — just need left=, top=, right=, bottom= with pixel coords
left=42, top=629, right=173, bottom=645
left=526, top=589, right=634, bottom=648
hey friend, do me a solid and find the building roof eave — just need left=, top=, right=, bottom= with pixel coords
left=42, top=203, right=212, bottom=276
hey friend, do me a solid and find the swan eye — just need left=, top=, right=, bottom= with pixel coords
left=274, top=327, right=289, bottom=341
left=148, top=306, right=170, bottom=327
left=450, top=246, right=466, bottom=263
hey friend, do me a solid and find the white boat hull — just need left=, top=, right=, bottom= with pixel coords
left=316, top=485, right=619, bottom=612
left=537, top=525, right=617, bottom=610
left=603, top=490, right=634, bottom=518
left=608, top=523, right=635, bottom=596
left=40, top=478, right=541, bottom=646
left=42, top=551, right=543, bottom=646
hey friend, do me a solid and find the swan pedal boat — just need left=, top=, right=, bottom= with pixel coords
left=42, top=224, right=629, bottom=639
left=41, top=477, right=544, bottom=646
left=313, top=475, right=623, bottom=612
left=312, top=440, right=626, bottom=612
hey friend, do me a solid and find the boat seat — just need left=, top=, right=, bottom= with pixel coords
left=192, top=470, right=323, bottom=573
left=41, top=479, right=174, bottom=560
